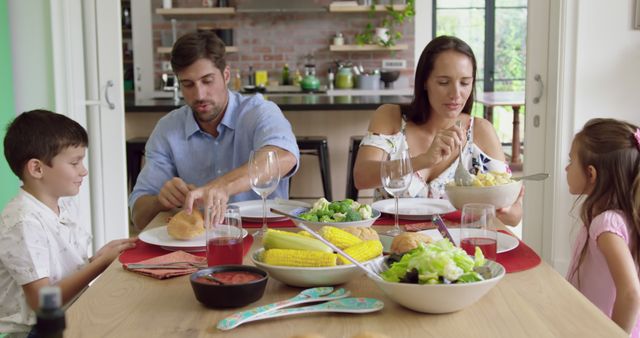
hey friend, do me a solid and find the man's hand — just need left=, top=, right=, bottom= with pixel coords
left=91, top=238, right=138, bottom=265
left=183, top=182, right=230, bottom=224
left=158, top=177, right=194, bottom=209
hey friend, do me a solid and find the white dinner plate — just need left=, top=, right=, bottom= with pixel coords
left=139, top=225, right=249, bottom=252
left=379, top=229, right=519, bottom=254
left=231, top=199, right=310, bottom=222
left=371, top=198, right=456, bottom=221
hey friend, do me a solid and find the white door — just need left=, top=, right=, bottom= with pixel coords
left=522, top=0, right=551, bottom=258
left=50, top=0, right=129, bottom=251
left=84, top=0, right=129, bottom=247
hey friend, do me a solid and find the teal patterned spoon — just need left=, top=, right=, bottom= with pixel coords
left=217, top=287, right=349, bottom=331
left=217, top=298, right=383, bottom=331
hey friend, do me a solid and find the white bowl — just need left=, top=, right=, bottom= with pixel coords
left=287, top=207, right=381, bottom=231
left=252, top=248, right=383, bottom=287
left=369, top=258, right=505, bottom=313
left=445, top=180, right=522, bottom=210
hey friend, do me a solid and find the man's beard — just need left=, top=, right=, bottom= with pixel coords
left=192, top=100, right=223, bottom=123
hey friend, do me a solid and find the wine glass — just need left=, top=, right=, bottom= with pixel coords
left=380, top=150, right=413, bottom=236
left=460, top=203, right=497, bottom=260
left=248, top=149, right=280, bottom=237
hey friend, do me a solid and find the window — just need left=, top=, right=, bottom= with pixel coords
left=433, top=0, right=527, bottom=92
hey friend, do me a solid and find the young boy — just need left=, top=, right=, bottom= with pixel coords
left=0, top=110, right=136, bottom=336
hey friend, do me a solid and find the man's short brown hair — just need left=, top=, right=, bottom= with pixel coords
left=170, top=31, right=227, bottom=74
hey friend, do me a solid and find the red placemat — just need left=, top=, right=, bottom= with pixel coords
left=496, top=231, right=541, bottom=273
left=119, top=235, right=254, bottom=264
left=243, top=219, right=296, bottom=228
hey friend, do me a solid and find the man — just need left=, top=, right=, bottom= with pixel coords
left=129, top=32, right=299, bottom=229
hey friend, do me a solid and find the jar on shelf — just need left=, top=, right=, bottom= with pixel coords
left=333, top=32, right=344, bottom=46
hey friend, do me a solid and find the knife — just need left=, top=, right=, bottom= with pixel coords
left=432, top=214, right=455, bottom=244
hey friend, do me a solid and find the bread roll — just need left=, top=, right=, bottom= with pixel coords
left=342, top=226, right=379, bottom=241
left=167, top=210, right=205, bottom=240
left=390, top=232, right=433, bottom=255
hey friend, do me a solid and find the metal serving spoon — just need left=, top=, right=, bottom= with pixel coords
left=217, top=287, right=349, bottom=331
left=512, top=173, right=549, bottom=181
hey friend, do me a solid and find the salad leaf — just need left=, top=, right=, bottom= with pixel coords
left=381, top=239, right=488, bottom=284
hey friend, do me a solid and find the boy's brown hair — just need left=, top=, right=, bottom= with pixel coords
left=3, top=109, right=88, bottom=179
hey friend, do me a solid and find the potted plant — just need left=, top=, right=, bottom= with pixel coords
left=355, top=0, right=415, bottom=47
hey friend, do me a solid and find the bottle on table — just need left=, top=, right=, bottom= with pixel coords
left=233, top=69, right=242, bottom=91
left=34, top=286, right=66, bottom=338
left=248, top=65, right=255, bottom=86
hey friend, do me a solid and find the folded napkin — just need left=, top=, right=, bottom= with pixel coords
left=123, top=250, right=206, bottom=279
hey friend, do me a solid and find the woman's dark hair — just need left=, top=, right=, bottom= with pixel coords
left=3, top=109, right=88, bottom=179
left=170, top=31, right=227, bottom=74
left=401, top=35, right=477, bottom=124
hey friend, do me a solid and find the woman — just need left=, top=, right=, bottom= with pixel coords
left=353, top=36, right=522, bottom=225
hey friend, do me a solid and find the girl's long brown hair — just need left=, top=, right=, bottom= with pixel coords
left=569, top=118, right=640, bottom=285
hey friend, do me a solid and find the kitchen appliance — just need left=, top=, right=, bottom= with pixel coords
left=300, top=64, right=320, bottom=92
left=380, top=70, right=400, bottom=89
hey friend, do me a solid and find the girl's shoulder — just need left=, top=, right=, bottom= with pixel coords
left=590, top=210, right=630, bottom=241
left=369, top=104, right=403, bottom=135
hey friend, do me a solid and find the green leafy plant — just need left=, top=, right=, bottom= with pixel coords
left=355, top=0, right=415, bottom=47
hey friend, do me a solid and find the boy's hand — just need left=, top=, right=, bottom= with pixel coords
left=91, top=238, right=137, bottom=264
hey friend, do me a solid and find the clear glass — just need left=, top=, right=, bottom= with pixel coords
left=460, top=203, right=497, bottom=260
left=205, top=205, right=244, bottom=267
left=380, top=150, right=413, bottom=236
left=248, top=149, right=280, bottom=237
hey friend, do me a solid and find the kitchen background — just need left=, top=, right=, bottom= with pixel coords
left=124, top=0, right=415, bottom=96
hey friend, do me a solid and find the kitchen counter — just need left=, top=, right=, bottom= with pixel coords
left=126, top=93, right=413, bottom=113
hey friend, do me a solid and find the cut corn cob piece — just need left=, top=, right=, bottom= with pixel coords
left=338, top=240, right=383, bottom=265
left=297, top=230, right=314, bottom=239
left=262, top=249, right=337, bottom=267
left=262, top=229, right=332, bottom=253
left=319, top=226, right=362, bottom=249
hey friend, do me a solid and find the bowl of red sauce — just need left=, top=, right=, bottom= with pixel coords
left=190, top=265, right=268, bottom=308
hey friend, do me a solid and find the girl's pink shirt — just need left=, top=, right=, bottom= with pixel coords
left=567, top=210, right=639, bottom=337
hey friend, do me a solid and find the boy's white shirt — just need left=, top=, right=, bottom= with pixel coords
left=0, top=188, right=91, bottom=334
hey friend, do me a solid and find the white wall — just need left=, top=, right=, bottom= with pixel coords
left=551, top=0, right=640, bottom=274
left=8, top=0, right=55, bottom=113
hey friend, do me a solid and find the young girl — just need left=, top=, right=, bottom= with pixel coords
left=566, top=118, right=640, bottom=336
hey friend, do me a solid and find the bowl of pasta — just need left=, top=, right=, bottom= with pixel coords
left=445, top=172, right=522, bottom=210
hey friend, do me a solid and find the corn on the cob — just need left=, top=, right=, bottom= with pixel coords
left=319, top=226, right=362, bottom=249
left=262, top=249, right=337, bottom=267
left=262, top=229, right=332, bottom=253
left=338, top=240, right=383, bottom=265
left=297, top=230, right=314, bottom=239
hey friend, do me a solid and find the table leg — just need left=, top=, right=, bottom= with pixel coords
left=483, top=105, right=494, bottom=124
left=511, top=105, right=521, bottom=165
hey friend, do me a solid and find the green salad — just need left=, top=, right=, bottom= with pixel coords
left=382, top=239, right=487, bottom=284
left=298, top=198, right=373, bottom=223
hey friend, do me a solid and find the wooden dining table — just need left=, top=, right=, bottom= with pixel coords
left=64, top=212, right=626, bottom=338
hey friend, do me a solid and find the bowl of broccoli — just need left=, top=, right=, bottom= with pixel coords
left=288, top=198, right=381, bottom=230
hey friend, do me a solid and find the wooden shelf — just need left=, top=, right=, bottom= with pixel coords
left=329, top=44, right=408, bottom=52
left=157, top=46, right=238, bottom=54
left=328, top=4, right=407, bottom=13
left=155, top=7, right=235, bottom=16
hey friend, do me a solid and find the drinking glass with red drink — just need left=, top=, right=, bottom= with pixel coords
left=459, top=203, right=497, bottom=261
left=205, top=205, right=244, bottom=267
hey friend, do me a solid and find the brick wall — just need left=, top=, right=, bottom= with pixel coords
left=151, top=0, right=415, bottom=88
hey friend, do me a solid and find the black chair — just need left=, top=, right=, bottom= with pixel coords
left=293, top=136, right=332, bottom=200
left=345, top=136, right=363, bottom=201
left=125, top=137, right=148, bottom=190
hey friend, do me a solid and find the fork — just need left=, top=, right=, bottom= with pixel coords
left=453, top=120, right=474, bottom=186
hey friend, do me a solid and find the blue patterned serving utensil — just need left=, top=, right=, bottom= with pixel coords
left=217, top=297, right=383, bottom=330
left=217, top=287, right=349, bottom=331
left=432, top=214, right=455, bottom=244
